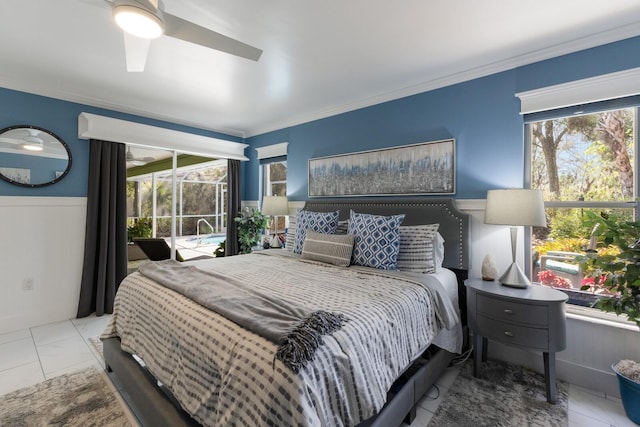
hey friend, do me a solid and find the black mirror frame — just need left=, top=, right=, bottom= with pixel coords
left=0, top=125, right=72, bottom=188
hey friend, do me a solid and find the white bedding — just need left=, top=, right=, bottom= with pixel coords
left=103, top=252, right=461, bottom=427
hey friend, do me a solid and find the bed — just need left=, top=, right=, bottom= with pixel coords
left=102, top=198, right=470, bottom=427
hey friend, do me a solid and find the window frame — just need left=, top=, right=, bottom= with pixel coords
left=262, top=159, right=287, bottom=197
left=524, top=105, right=639, bottom=311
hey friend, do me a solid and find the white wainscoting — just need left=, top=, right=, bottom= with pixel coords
left=3, top=195, right=635, bottom=397
left=0, top=196, right=86, bottom=334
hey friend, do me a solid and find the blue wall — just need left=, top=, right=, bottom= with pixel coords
left=2, top=36, right=638, bottom=200
left=246, top=36, right=640, bottom=201
left=0, top=88, right=243, bottom=197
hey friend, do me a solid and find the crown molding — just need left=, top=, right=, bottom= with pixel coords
left=245, top=23, right=640, bottom=137
left=0, top=77, right=246, bottom=138
left=2, top=21, right=638, bottom=140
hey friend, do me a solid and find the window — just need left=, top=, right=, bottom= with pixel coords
left=126, top=149, right=228, bottom=260
left=527, top=105, right=638, bottom=307
left=262, top=159, right=287, bottom=233
left=263, top=159, right=287, bottom=197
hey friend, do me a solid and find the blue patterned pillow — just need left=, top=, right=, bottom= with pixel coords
left=348, top=210, right=405, bottom=270
left=293, top=210, right=339, bottom=254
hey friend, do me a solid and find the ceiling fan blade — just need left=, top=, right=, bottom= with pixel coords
left=0, top=137, right=24, bottom=145
left=163, top=13, right=262, bottom=62
left=123, top=32, right=151, bottom=72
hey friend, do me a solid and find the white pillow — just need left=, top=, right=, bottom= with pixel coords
left=434, top=232, right=445, bottom=270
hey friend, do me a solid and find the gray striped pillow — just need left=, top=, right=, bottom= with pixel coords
left=396, top=224, right=440, bottom=273
left=335, top=220, right=349, bottom=234
left=301, top=231, right=355, bottom=267
left=284, top=216, right=296, bottom=252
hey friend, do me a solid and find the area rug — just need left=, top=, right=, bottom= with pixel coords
left=428, top=359, right=568, bottom=427
left=0, top=367, right=135, bottom=427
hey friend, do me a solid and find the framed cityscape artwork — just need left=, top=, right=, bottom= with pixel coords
left=308, top=138, right=455, bottom=197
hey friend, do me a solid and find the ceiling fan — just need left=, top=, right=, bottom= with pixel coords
left=126, top=146, right=156, bottom=165
left=0, top=128, right=46, bottom=151
left=107, top=0, right=263, bottom=72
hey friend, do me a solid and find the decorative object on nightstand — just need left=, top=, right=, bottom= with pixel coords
left=481, top=254, right=498, bottom=281
left=465, top=278, right=567, bottom=404
left=485, top=188, right=546, bottom=288
left=261, top=196, right=289, bottom=248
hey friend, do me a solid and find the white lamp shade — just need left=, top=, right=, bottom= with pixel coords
left=261, top=196, right=289, bottom=216
left=485, top=189, right=546, bottom=227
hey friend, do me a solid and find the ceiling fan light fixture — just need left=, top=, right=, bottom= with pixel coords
left=113, top=4, right=164, bottom=39
left=23, top=141, right=43, bottom=151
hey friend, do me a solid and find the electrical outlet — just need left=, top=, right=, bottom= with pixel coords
left=22, top=278, right=34, bottom=291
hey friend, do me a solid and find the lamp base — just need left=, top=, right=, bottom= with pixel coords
left=499, top=262, right=531, bottom=289
left=269, top=234, right=282, bottom=248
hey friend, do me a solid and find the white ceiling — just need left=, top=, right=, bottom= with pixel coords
left=1, top=0, right=640, bottom=138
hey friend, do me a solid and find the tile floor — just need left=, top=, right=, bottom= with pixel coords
left=0, top=315, right=636, bottom=427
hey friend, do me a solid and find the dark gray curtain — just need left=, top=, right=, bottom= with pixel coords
left=226, top=159, right=241, bottom=256
left=77, top=140, right=127, bottom=317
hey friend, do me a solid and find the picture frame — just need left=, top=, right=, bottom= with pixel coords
left=0, top=167, right=30, bottom=185
left=308, top=138, right=455, bottom=197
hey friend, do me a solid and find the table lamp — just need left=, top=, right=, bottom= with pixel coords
left=261, top=196, right=289, bottom=248
left=484, top=189, right=546, bottom=288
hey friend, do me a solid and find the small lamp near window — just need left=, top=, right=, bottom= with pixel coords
left=261, top=196, right=289, bottom=248
left=485, top=189, right=547, bottom=288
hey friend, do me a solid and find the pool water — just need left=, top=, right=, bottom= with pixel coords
left=189, top=234, right=225, bottom=246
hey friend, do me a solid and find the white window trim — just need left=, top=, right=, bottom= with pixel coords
left=78, top=112, right=249, bottom=161
left=515, top=67, right=640, bottom=115
left=567, top=305, right=640, bottom=332
left=255, top=142, right=288, bottom=160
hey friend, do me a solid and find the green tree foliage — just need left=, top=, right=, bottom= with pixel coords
left=127, top=217, right=152, bottom=242
left=579, top=211, right=640, bottom=326
left=532, top=109, right=634, bottom=203
left=531, top=108, right=635, bottom=246
left=127, top=162, right=228, bottom=237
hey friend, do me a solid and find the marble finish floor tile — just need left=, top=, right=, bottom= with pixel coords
left=0, top=315, right=636, bottom=427
left=0, top=337, right=38, bottom=372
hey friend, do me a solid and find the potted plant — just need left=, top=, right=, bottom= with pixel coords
left=127, top=217, right=152, bottom=261
left=234, top=207, right=269, bottom=254
left=127, top=217, right=152, bottom=242
left=214, top=240, right=226, bottom=257
left=579, top=211, right=640, bottom=423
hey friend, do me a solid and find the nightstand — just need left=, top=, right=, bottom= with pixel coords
left=465, top=278, right=568, bottom=403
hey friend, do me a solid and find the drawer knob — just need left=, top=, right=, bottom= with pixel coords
left=504, top=331, right=514, bottom=337
left=504, top=309, right=514, bottom=314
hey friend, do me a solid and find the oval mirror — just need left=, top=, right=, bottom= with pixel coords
left=0, top=125, right=72, bottom=188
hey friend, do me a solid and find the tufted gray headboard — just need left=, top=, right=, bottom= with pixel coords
left=302, top=198, right=469, bottom=272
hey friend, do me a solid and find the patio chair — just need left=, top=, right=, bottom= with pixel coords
left=538, top=251, right=584, bottom=287
left=133, top=238, right=212, bottom=262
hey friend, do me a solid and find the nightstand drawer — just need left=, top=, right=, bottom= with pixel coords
left=476, top=315, right=548, bottom=350
left=476, top=294, right=548, bottom=326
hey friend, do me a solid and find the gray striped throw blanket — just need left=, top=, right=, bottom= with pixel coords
left=138, top=259, right=346, bottom=372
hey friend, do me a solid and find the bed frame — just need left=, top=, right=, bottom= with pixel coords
left=103, top=198, right=470, bottom=427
